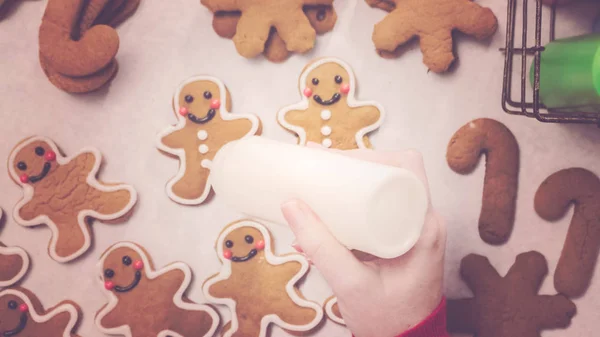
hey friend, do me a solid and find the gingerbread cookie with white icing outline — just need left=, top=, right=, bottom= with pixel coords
left=0, top=209, right=29, bottom=288
left=324, top=296, right=345, bottom=326
left=203, top=220, right=323, bottom=337
left=0, top=287, right=82, bottom=337
left=8, top=136, right=138, bottom=263
left=277, top=57, right=385, bottom=150
left=95, top=241, right=219, bottom=337
left=156, top=76, right=261, bottom=205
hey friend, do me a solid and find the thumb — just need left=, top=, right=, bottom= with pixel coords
left=281, top=199, right=368, bottom=288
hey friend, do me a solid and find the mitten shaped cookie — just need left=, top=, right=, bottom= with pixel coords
left=203, top=220, right=323, bottom=337
left=0, top=209, right=29, bottom=288
left=157, top=76, right=261, bottom=205
left=8, top=136, right=137, bottom=263
left=366, top=0, right=498, bottom=72
left=278, top=57, right=384, bottom=150
left=201, top=0, right=334, bottom=58
left=448, top=252, right=576, bottom=337
left=0, top=287, right=82, bottom=337
left=211, top=5, right=337, bottom=63
left=96, top=242, right=219, bottom=337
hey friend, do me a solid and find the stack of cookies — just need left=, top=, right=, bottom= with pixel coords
left=202, top=1, right=337, bottom=63
left=38, top=0, right=141, bottom=93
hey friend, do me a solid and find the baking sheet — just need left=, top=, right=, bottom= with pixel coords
left=0, top=0, right=599, bottom=336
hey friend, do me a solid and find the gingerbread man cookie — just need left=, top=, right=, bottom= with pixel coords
left=200, top=0, right=334, bottom=58
left=8, top=136, right=137, bottom=263
left=157, top=76, right=261, bottom=205
left=0, top=287, right=82, bottom=337
left=278, top=58, right=385, bottom=150
left=95, top=242, right=219, bottom=337
left=0, top=209, right=29, bottom=288
left=203, top=220, right=323, bottom=337
left=324, top=296, right=345, bottom=325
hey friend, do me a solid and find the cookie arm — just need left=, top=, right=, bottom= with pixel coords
left=16, top=198, right=42, bottom=221
left=279, top=259, right=303, bottom=277
left=452, top=2, right=498, bottom=40
left=207, top=278, right=234, bottom=299
left=160, top=130, right=187, bottom=150
left=372, top=10, right=417, bottom=52
left=459, top=254, right=501, bottom=295
left=534, top=295, right=576, bottom=330
left=353, top=105, right=382, bottom=127
left=505, top=252, right=548, bottom=293
left=97, top=304, right=128, bottom=330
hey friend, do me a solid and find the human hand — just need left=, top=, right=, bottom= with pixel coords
left=281, top=149, right=446, bottom=337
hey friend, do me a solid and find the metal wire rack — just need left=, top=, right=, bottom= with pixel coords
left=501, top=0, right=600, bottom=125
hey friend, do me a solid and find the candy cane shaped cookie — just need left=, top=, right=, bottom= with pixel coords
left=535, top=168, right=600, bottom=297
left=446, top=118, right=519, bottom=245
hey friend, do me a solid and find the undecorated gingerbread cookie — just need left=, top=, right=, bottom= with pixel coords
left=203, top=220, right=323, bottom=337
left=448, top=251, right=576, bottom=337
left=0, top=209, right=29, bottom=288
left=366, top=0, right=498, bottom=72
left=8, top=136, right=138, bottom=263
left=157, top=76, right=261, bottom=205
left=0, top=287, right=82, bottom=337
left=278, top=57, right=385, bottom=150
left=95, top=242, right=219, bottom=337
left=324, top=296, right=345, bottom=326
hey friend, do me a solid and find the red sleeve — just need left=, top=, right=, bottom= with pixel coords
left=398, top=297, right=448, bottom=337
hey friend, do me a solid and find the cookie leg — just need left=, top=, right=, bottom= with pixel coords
left=419, top=31, right=455, bottom=73
left=230, top=316, right=262, bottom=337
left=171, top=308, right=216, bottom=337
left=446, top=298, right=476, bottom=334
left=51, top=215, right=90, bottom=260
left=169, top=161, right=211, bottom=203
left=275, top=299, right=319, bottom=327
left=372, top=11, right=416, bottom=52
left=453, top=3, right=498, bottom=40
left=232, top=9, right=271, bottom=58
left=275, top=12, right=316, bottom=54
left=534, top=295, right=576, bottom=329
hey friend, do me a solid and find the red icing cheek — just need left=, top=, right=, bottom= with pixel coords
left=303, top=88, right=313, bottom=98
left=210, top=99, right=221, bottom=109
left=18, top=304, right=28, bottom=313
left=19, top=174, right=29, bottom=184
left=255, top=240, right=265, bottom=250
left=340, top=84, right=350, bottom=94
left=223, top=250, right=232, bottom=260
left=179, top=107, right=189, bottom=116
left=44, top=150, right=56, bottom=162
left=105, top=281, right=115, bottom=290
left=133, top=260, right=144, bottom=270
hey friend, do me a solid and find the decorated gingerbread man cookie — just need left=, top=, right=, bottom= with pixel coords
left=0, top=287, right=82, bottom=337
left=324, top=296, right=345, bottom=325
left=157, top=76, right=261, bottom=205
left=95, top=242, right=219, bottom=337
left=278, top=57, right=385, bottom=150
left=8, top=136, right=138, bottom=263
left=203, top=220, right=323, bottom=337
left=0, top=209, right=29, bottom=288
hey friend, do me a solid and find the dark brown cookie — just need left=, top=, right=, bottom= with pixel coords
left=448, top=251, right=576, bottom=337
left=447, top=118, right=519, bottom=245
left=535, top=167, right=600, bottom=298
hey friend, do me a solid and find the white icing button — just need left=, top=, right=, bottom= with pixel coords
left=321, top=126, right=332, bottom=136
left=197, top=130, right=208, bottom=140
left=199, top=144, right=209, bottom=154
left=322, top=138, right=332, bottom=148
left=321, top=110, right=332, bottom=121
left=201, top=159, right=212, bottom=169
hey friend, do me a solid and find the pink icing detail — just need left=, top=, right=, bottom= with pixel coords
left=44, top=150, right=56, bottom=162
left=210, top=99, right=221, bottom=109
left=18, top=304, right=28, bottom=312
left=179, top=107, right=188, bottom=116
left=133, top=260, right=144, bottom=270
left=19, top=174, right=29, bottom=184
left=255, top=240, right=265, bottom=250
left=340, top=84, right=350, bottom=94
left=303, top=88, right=313, bottom=98
left=105, top=281, right=115, bottom=290
left=223, top=250, right=232, bottom=260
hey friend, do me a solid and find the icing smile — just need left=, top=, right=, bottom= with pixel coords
left=188, top=109, right=216, bottom=124
left=313, top=93, right=341, bottom=106
left=231, top=249, right=258, bottom=263
left=3, top=313, right=27, bottom=337
left=114, top=271, right=142, bottom=293
left=28, top=162, right=51, bottom=183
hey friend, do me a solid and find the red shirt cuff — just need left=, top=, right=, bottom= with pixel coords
left=398, top=297, right=448, bottom=337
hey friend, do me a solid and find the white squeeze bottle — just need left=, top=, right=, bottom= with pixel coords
left=210, top=136, right=429, bottom=259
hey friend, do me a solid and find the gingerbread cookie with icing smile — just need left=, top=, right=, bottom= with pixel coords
left=157, top=76, right=261, bottom=205
left=0, top=209, right=29, bottom=288
left=95, top=242, right=219, bottom=337
left=8, top=136, right=138, bottom=263
left=203, top=220, right=323, bottom=337
left=0, top=287, right=82, bottom=337
left=278, top=57, right=385, bottom=150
